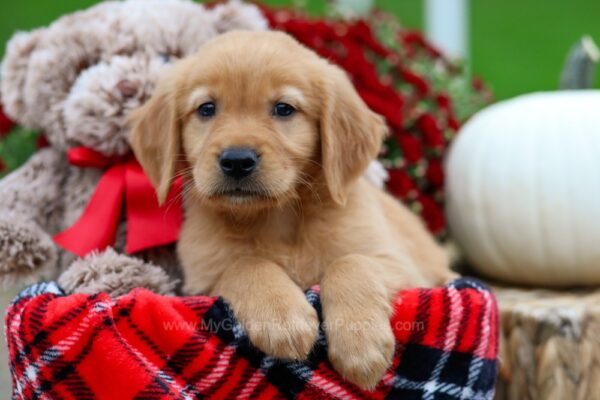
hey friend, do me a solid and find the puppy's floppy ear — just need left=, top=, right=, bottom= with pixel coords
left=129, top=75, right=181, bottom=205
left=319, top=66, right=388, bottom=206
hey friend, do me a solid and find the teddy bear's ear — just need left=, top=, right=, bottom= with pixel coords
left=0, top=28, right=45, bottom=123
left=211, top=0, right=268, bottom=33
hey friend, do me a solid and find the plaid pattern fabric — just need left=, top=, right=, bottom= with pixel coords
left=6, top=278, right=498, bottom=399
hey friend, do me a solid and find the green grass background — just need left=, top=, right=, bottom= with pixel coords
left=1, top=0, right=600, bottom=99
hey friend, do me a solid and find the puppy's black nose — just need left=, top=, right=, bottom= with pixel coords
left=219, top=148, right=259, bottom=180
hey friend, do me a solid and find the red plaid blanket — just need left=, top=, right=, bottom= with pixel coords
left=6, top=278, right=498, bottom=399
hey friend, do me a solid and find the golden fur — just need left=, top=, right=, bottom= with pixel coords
left=130, top=30, right=455, bottom=389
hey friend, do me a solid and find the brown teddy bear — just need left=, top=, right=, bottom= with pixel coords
left=0, top=0, right=267, bottom=294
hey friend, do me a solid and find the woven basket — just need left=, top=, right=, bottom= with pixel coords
left=494, top=285, right=600, bottom=400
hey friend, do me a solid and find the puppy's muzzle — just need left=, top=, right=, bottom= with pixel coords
left=219, top=148, right=259, bottom=180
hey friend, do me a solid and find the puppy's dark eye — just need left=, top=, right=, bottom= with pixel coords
left=197, top=102, right=216, bottom=118
left=273, top=102, right=296, bottom=118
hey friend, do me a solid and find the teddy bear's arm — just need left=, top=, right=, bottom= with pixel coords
left=0, top=147, right=67, bottom=287
left=58, top=247, right=177, bottom=297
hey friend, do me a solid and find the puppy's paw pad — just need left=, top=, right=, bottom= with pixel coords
left=247, top=303, right=319, bottom=360
left=327, top=320, right=395, bottom=390
left=330, top=350, right=391, bottom=390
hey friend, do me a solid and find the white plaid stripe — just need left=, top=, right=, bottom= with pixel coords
left=8, top=280, right=498, bottom=399
left=309, top=372, right=357, bottom=399
left=10, top=282, right=64, bottom=305
left=193, top=344, right=236, bottom=392
left=11, top=296, right=110, bottom=398
left=392, top=375, right=495, bottom=399
left=423, top=287, right=464, bottom=399
left=286, top=361, right=314, bottom=381
left=461, top=290, right=493, bottom=399
left=237, top=368, right=266, bottom=399
left=305, top=289, right=320, bottom=307
left=390, top=281, right=497, bottom=400
left=232, top=321, right=245, bottom=341
left=259, top=356, right=275, bottom=372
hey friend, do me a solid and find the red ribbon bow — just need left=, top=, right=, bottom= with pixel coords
left=54, top=147, right=182, bottom=257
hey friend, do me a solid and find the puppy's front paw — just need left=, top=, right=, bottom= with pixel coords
left=326, top=314, right=395, bottom=390
left=244, top=297, right=319, bottom=360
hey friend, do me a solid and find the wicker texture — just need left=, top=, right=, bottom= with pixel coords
left=494, top=285, right=600, bottom=400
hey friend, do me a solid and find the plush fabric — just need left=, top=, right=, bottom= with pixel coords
left=6, top=278, right=498, bottom=399
left=0, top=0, right=267, bottom=288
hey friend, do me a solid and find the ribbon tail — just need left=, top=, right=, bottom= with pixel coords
left=125, top=160, right=182, bottom=254
left=54, top=166, right=126, bottom=257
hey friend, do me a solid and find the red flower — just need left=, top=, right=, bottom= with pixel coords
left=387, top=169, right=417, bottom=199
left=435, top=94, right=452, bottom=112
left=36, top=134, right=50, bottom=149
left=350, top=21, right=392, bottom=58
left=426, top=158, right=444, bottom=187
left=261, top=5, right=490, bottom=237
left=418, top=195, right=446, bottom=235
left=399, top=68, right=429, bottom=95
left=417, top=113, right=444, bottom=148
left=402, top=31, right=426, bottom=47
left=398, top=134, right=423, bottom=164
left=447, top=116, right=460, bottom=131
left=472, top=76, right=485, bottom=91
left=400, top=31, right=442, bottom=58
left=359, top=90, right=403, bottom=131
left=0, top=108, right=14, bottom=137
left=0, top=157, right=5, bottom=174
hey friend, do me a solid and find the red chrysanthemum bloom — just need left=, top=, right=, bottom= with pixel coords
left=398, top=135, right=423, bottom=164
left=0, top=108, right=14, bottom=137
left=417, top=113, right=444, bottom=148
left=436, top=94, right=452, bottom=112
left=399, top=68, right=430, bottom=95
left=246, top=6, right=491, bottom=238
left=387, top=169, right=417, bottom=199
left=418, top=195, right=446, bottom=235
left=36, top=134, right=50, bottom=149
left=426, top=158, right=445, bottom=187
left=447, top=116, right=460, bottom=131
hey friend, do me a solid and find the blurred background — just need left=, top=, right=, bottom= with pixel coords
left=2, top=0, right=600, bottom=100
left=2, top=0, right=600, bottom=397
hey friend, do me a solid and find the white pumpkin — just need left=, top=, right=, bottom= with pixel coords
left=446, top=91, right=600, bottom=286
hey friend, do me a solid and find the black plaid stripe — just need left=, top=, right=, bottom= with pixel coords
left=219, top=361, right=256, bottom=399
left=124, top=318, right=170, bottom=363
left=10, top=282, right=64, bottom=306
left=177, top=338, right=230, bottom=398
left=434, top=289, right=451, bottom=348
left=108, top=317, right=183, bottom=399
left=202, top=297, right=317, bottom=398
left=409, top=289, right=432, bottom=343
left=448, top=278, right=491, bottom=293
left=8, top=279, right=498, bottom=399
left=9, top=289, right=108, bottom=399
left=308, top=364, right=376, bottom=400
left=386, top=344, right=496, bottom=399
left=454, top=289, right=472, bottom=352
left=163, top=334, right=210, bottom=377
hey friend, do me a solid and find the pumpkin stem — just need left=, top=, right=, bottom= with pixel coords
left=560, top=35, right=599, bottom=89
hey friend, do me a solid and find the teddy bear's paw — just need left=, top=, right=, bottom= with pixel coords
left=58, top=248, right=178, bottom=297
left=0, top=217, right=58, bottom=289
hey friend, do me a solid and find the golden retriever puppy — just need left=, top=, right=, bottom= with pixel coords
left=130, top=30, right=455, bottom=389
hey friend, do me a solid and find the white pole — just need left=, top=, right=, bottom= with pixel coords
left=425, top=0, right=468, bottom=60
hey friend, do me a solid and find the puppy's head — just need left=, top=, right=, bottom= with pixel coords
left=130, top=31, right=387, bottom=212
